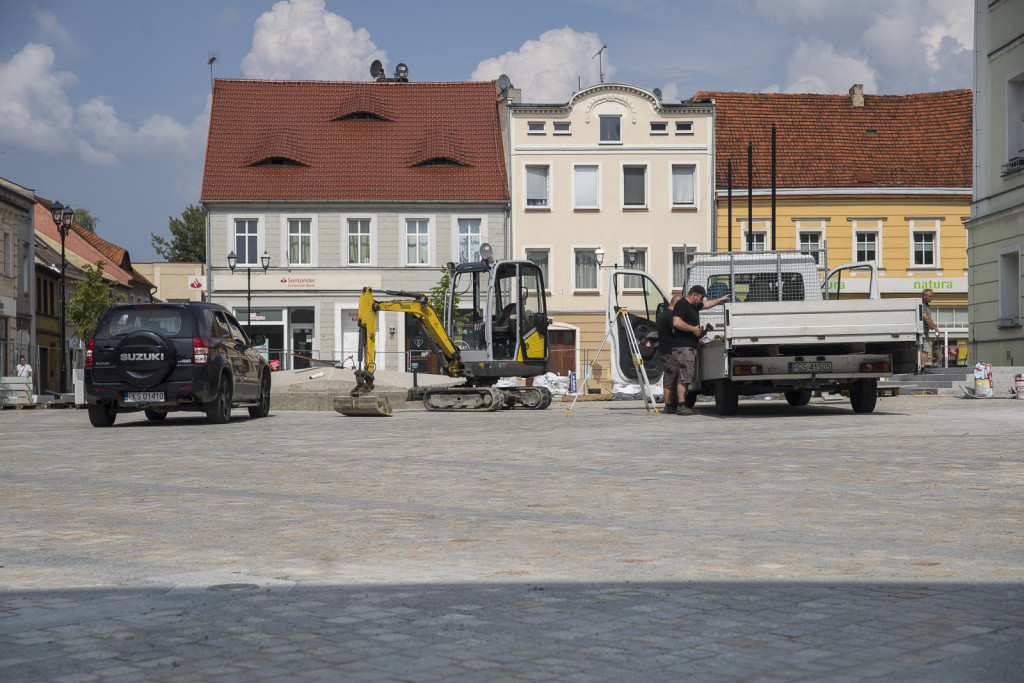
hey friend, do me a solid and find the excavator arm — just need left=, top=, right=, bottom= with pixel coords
left=351, top=287, right=462, bottom=396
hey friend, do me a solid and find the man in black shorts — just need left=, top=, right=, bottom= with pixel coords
left=672, top=284, right=730, bottom=415
left=656, top=294, right=682, bottom=413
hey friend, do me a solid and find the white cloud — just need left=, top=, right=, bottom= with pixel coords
left=472, top=27, right=611, bottom=103
left=0, top=42, right=208, bottom=166
left=727, top=0, right=971, bottom=93
left=240, top=0, right=387, bottom=80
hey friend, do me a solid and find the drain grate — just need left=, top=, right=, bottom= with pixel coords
left=208, top=583, right=259, bottom=591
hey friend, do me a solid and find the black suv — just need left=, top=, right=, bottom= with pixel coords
left=84, top=302, right=271, bottom=427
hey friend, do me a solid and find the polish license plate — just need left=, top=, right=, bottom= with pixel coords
left=125, top=391, right=164, bottom=403
left=789, top=362, right=832, bottom=373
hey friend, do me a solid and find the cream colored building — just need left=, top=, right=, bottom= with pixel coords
left=508, top=84, right=714, bottom=381
left=134, top=262, right=205, bottom=302
left=967, top=0, right=1024, bottom=365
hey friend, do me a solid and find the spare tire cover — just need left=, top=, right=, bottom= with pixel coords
left=116, top=330, right=177, bottom=388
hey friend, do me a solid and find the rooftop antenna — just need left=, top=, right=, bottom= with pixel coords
left=207, top=53, right=218, bottom=92
left=592, top=45, right=607, bottom=84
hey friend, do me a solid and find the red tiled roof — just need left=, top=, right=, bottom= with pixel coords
left=201, top=79, right=509, bottom=202
left=691, top=89, right=972, bottom=190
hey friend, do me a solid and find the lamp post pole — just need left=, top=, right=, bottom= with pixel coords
left=228, top=250, right=270, bottom=336
left=50, top=201, right=74, bottom=395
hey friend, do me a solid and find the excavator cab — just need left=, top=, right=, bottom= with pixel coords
left=447, top=257, right=550, bottom=382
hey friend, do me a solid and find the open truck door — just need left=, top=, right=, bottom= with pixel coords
left=604, top=269, right=670, bottom=385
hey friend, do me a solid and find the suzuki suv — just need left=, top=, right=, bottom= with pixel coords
left=84, top=302, right=271, bottom=427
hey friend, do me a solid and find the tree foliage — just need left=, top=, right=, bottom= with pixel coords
left=151, top=204, right=207, bottom=262
left=73, top=208, right=97, bottom=233
left=66, top=261, right=126, bottom=343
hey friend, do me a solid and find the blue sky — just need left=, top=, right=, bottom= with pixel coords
left=0, top=0, right=972, bottom=262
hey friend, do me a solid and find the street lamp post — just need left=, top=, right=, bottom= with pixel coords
left=49, top=201, right=74, bottom=395
left=227, top=250, right=270, bottom=336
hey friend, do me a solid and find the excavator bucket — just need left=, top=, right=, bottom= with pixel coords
left=333, top=394, right=393, bottom=417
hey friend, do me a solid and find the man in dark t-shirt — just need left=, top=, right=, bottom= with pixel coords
left=656, top=294, right=683, bottom=413
left=671, top=284, right=730, bottom=414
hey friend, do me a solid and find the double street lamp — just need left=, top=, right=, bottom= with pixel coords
left=227, top=249, right=270, bottom=335
left=595, top=245, right=637, bottom=269
left=49, top=200, right=74, bottom=395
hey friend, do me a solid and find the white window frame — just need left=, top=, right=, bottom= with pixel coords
left=523, top=246, right=552, bottom=293
left=227, top=214, right=265, bottom=266
left=524, top=164, right=551, bottom=210
left=621, top=163, right=649, bottom=210
left=342, top=214, right=376, bottom=267
left=1007, top=69, right=1024, bottom=162
left=527, top=121, right=546, bottom=135
left=453, top=215, right=488, bottom=263
left=997, top=245, right=1022, bottom=327
left=852, top=219, right=884, bottom=270
left=669, top=164, right=696, bottom=209
left=738, top=219, right=769, bottom=252
left=553, top=121, right=571, bottom=135
left=400, top=214, right=435, bottom=267
left=795, top=220, right=825, bottom=265
left=573, top=246, right=601, bottom=294
left=599, top=115, right=622, bottom=144
left=280, top=214, right=318, bottom=267
left=675, top=121, right=694, bottom=135
left=621, top=245, right=648, bottom=292
left=650, top=122, right=668, bottom=135
left=670, top=245, right=697, bottom=292
left=572, top=163, right=600, bottom=211
left=910, top=219, right=940, bottom=270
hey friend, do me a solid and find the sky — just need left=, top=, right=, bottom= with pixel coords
left=0, top=0, right=974, bottom=262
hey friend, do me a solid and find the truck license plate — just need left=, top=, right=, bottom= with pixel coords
left=789, top=362, right=832, bottom=373
left=125, top=391, right=164, bottom=402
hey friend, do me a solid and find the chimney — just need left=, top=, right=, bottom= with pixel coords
left=849, top=84, right=864, bottom=108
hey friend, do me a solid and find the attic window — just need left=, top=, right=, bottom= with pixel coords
left=414, top=157, right=467, bottom=168
left=252, top=156, right=307, bottom=167
left=334, top=111, right=388, bottom=122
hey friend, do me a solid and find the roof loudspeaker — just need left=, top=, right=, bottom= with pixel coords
left=479, top=242, right=493, bottom=261
left=653, top=88, right=662, bottom=102
left=395, top=63, right=408, bottom=80
left=370, top=60, right=384, bottom=80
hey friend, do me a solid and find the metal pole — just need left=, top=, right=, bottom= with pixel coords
left=727, top=160, right=733, bottom=252
left=747, top=142, right=753, bottom=251
left=771, top=124, right=777, bottom=251
left=246, top=267, right=252, bottom=337
left=59, top=233, right=67, bottom=395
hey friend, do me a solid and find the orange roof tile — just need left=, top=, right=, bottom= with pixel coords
left=691, top=89, right=972, bottom=190
left=201, top=79, right=509, bottom=202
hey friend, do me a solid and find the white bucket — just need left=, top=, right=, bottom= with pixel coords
left=974, top=377, right=993, bottom=397
left=1015, top=374, right=1024, bottom=399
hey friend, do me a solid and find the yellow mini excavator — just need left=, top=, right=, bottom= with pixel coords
left=336, top=250, right=553, bottom=415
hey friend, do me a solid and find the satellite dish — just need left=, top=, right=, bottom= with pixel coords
left=395, top=63, right=409, bottom=80
left=497, top=74, right=512, bottom=92
left=370, top=60, right=384, bottom=79
left=479, top=242, right=493, bottom=261
left=653, top=88, right=662, bottom=102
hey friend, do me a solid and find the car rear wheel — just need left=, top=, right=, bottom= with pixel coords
left=849, top=378, right=878, bottom=414
left=248, top=372, right=270, bottom=418
left=784, top=389, right=812, bottom=406
left=88, top=403, right=117, bottom=428
left=205, top=375, right=233, bottom=424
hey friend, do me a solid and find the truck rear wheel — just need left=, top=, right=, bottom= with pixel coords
left=849, top=378, right=878, bottom=414
left=715, top=379, right=738, bottom=416
left=784, top=389, right=812, bottom=406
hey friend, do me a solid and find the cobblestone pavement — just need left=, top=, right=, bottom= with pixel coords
left=2, top=396, right=1022, bottom=681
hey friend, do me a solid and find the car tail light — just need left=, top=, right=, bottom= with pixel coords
left=194, top=337, right=210, bottom=364
left=860, top=361, right=890, bottom=373
left=85, top=339, right=94, bottom=367
left=733, top=364, right=763, bottom=376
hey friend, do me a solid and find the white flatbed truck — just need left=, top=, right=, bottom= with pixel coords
left=605, top=251, right=921, bottom=415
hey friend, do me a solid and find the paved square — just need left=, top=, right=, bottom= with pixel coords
left=2, top=396, right=1022, bottom=681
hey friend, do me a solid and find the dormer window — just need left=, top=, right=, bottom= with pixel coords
left=414, top=157, right=467, bottom=167
left=251, top=156, right=307, bottom=167
left=333, top=111, right=388, bottom=122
